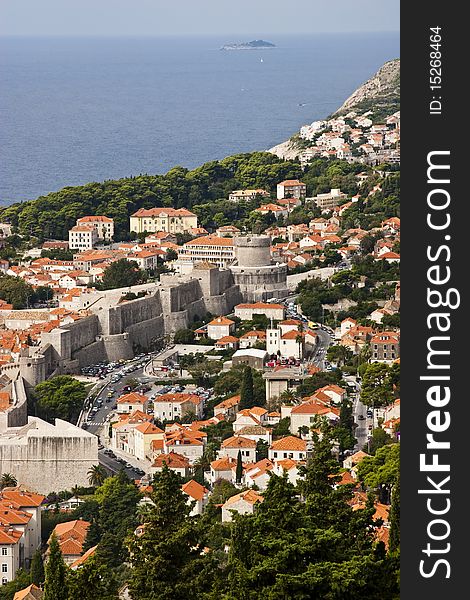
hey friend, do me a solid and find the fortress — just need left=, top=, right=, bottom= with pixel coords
left=1, top=236, right=290, bottom=383
left=0, top=236, right=289, bottom=492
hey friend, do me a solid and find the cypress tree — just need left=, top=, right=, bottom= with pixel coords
left=44, top=534, right=68, bottom=600
left=239, top=366, right=254, bottom=409
left=30, top=548, right=45, bottom=586
left=235, top=450, right=243, bottom=484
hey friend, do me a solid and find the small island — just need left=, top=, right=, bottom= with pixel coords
left=220, top=39, right=276, bottom=51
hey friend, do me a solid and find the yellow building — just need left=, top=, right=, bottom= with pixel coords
left=130, top=208, right=198, bottom=234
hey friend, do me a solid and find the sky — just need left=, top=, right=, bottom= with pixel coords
left=0, top=0, right=399, bottom=36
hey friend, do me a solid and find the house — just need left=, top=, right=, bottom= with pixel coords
left=111, top=410, right=153, bottom=454
left=151, top=452, right=190, bottom=478
left=234, top=302, right=285, bottom=321
left=273, top=458, right=304, bottom=486
left=215, top=225, right=241, bottom=237
left=243, top=459, right=274, bottom=490
left=133, top=422, right=165, bottom=461
left=307, top=189, right=347, bottom=211
left=129, top=208, right=198, bottom=234
left=49, top=519, right=90, bottom=566
left=70, top=544, right=98, bottom=570
left=229, top=189, right=269, bottom=202
left=116, top=392, right=149, bottom=415
left=266, top=325, right=304, bottom=360
left=315, top=385, right=347, bottom=404
left=290, top=400, right=340, bottom=437
left=214, top=395, right=240, bottom=419
left=207, top=316, right=235, bottom=340
left=370, top=332, right=400, bottom=363
left=255, top=204, right=288, bottom=219
left=76, top=216, right=114, bottom=240
left=181, top=480, right=209, bottom=516
left=222, top=490, right=263, bottom=523
left=13, top=585, right=43, bottom=600
left=0, top=528, right=23, bottom=585
left=239, top=330, right=267, bottom=349
left=68, top=225, right=98, bottom=251
left=163, top=429, right=205, bottom=463
left=268, top=436, right=306, bottom=461
left=153, top=393, right=204, bottom=421
left=343, top=450, right=369, bottom=471
left=235, top=425, right=272, bottom=444
left=276, top=180, right=307, bottom=200
left=219, top=435, right=257, bottom=463
left=209, top=457, right=237, bottom=485
left=233, top=407, right=267, bottom=432
left=215, top=335, right=239, bottom=350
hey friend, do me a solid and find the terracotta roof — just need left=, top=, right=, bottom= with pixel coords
left=181, top=479, right=208, bottom=501
left=70, top=544, right=98, bottom=569
left=278, top=180, right=305, bottom=186
left=153, top=452, right=190, bottom=469
left=0, top=489, right=45, bottom=507
left=132, top=207, right=196, bottom=218
left=216, top=335, right=239, bottom=345
left=208, top=316, right=235, bottom=326
left=221, top=435, right=257, bottom=449
left=211, top=457, right=237, bottom=471
left=154, top=392, right=201, bottom=406
left=214, top=395, right=240, bottom=410
left=134, top=422, right=164, bottom=435
left=223, top=489, right=263, bottom=507
left=13, top=584, right=43, bottom=600
left=116, top=392, right=148, bottom=405
left=185, top=235, right=233, bottom=247
left=0, top=527, right=23, bottom=544
left=77, top=215, right=113, bottom=223
left=236, top=302, right=284, bottom=310
left=270, top=436, right=306, bottom=451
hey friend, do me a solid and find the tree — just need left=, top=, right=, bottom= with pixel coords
left=360, top=363, right=395, bottom=408
left=388, top=475, right=400, bottom=553
left=336, top=398, right=357, bottom=456
left=235, top=450, right=243, bottom=484
left=365, top=427, right=394, bottom=455
left=239, top=366, right=255, bottom=409
left=0, top=274, right=35, bottom=309
left=87, top=464, right=108, bottom=488
left=173, top=328, right=195, bottom=344
left=256, top=440, right=269, bottom=461
left=0, top=473, right=17, bottom=489
left=187, top=358, right=223, bottom=387
left=34, top=375, right=87, bottom=423
left=30, top=548, right=45, bottom=587
left=100, top=259, right=146, bottom=290
left=67, top=555, right=118, bottom=600
left=128, top=464, right=205, bottom=599
left=44, top=534, right=68, bottom=600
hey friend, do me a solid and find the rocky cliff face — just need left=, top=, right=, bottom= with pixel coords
left=334, top=58, right=400, bottom=115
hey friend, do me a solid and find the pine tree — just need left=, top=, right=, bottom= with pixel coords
left=239, top=366, right=254, bottom=409
left=128, top=464, right=204, bottom=599
left=235, top=450, right=243, bottom=484
left=30, top=548, right=45, bottom=586
left=44, top=534, right=68, bottom=600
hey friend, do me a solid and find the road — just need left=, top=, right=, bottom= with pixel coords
left=309, top=327, right=333, bottom=370
left=344, top=376, right=374, bottom=452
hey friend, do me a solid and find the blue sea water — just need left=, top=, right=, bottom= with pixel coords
left=0, top=33, right=399, bottom=204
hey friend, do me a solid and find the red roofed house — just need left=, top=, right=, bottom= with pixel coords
left=208, top=457, right=237, bottom=485
left=277, top=180, right=307, bottom=200
left=219, top=435, right=257, bottom=463
left=371, top=332, right=400, bottom=363
left=239, top=330, right=267, bottom=349
left=151, top=452, right=190, bottom=478
left=49, top=519, right=90, bottom=566
left=207, top=316, right=235, bottom=340
left=222, top=490, right=263, bottom=523
left=130, top=208, right=198, bottom=234
left=153, top=393, right=203, bottom=421
left=181, top=480, right=209, bottom=516
left=76, top=215, right=114, bottom=240
left=116, top=392, right=149, bottom=415
left=214, top=395, right=240, bottom=419
left=290, top=400, right=340, bottom=437
left=13, top=584, right=43, bottom=600
left=133, top=421, right=165, bottom=461
left=269, top=436, right=307, bottom=461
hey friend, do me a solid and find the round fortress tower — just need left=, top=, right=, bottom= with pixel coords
left=234, top=236, right=272, bottom=268
left=230, top=235, right=289, bottom=303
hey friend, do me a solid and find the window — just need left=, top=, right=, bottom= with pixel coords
left=0, top=548, right=6, bottom=556
left=2, top=578, right=7, bottom=585
left=1, top=564, right=7, bottom=573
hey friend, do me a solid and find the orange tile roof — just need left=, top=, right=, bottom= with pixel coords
left=214, top=395, right=240, bottom=410
left=117, top=392, right=148, bottom=405
left=70, top=544, right=98, bottom=569
left=185, top=235, right=234, bottom=247
left=155, top=392, right=201, bottom=406
left=0, top=489, right=45, bottom=507
left=181, top=479, right=208, bottom=501
left=208, top=316, right=235, bottom=326
left=211, top=457, right=237, bottom=471
left=134, top=422, right=164, bottom=435
left=236, top=302, right=284, bottom=310
left=13, top=583, right=43, bottom=600
left=221, top=435, right=257, bottom=449
left=270, top=436, right=306, bottom=451
left=224, top=489, right=263, bottom=506
left=0, top=527, right=23, bottom=545
left=152, top=451, right=190, bottom=469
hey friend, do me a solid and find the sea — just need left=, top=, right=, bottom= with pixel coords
left=0, top=33, right=399, bottom=205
